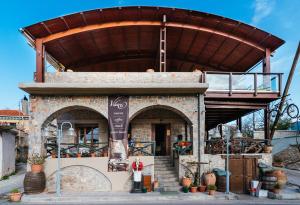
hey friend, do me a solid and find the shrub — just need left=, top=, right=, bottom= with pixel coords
left=27, top=153, right=45, bottom=165
left=1, top=175, right=9, bottom=180
left=10, top=188, right=20, bottom=193
left=207, top=184, right=217, bottom=190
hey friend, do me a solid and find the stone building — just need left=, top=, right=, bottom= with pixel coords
left=19, top=6, right=284, bottom=193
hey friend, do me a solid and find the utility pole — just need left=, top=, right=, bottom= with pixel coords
left=270, top=42, right=300, bottom=140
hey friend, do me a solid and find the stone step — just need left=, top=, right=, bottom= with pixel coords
left=155, top=173, right=177, bottom=179
left=157, top=177, right=178, bottom=183
left=154, top=166, right=174, bottom=171
left=155, top=170, right=176, bottom=175
left=154, top=161, right=172, bottom=165
left=163, top=186, right=181, bottom=192
left=159, top=181, right=180, bottom=187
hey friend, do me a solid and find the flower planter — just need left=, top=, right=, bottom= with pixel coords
left=198, top=185, right=206, bottom=192
left=182, top=177, right=192, bottom=187
left=204, top=173, right=216, bottom=186
left=90, top=153, right=96, bottom=157
left=182, top=186, right=189, bottom=193
left=77, top=153, right=82, bottom=158
left=9, top=193, right=22, bottom=202
left=31, top=164, right=43, bottom=173
left=190, top=186, right=197, bottom=193
left=208, top=190, right=216, bottom=195
left=273, top=170, right=287, bottom=186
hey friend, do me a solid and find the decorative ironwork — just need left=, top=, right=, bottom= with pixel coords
left=128, top=141, right=156, bottom=156
left=205, top=137, right=267, bottom=154
left=44, top=138, right=108, bottom=158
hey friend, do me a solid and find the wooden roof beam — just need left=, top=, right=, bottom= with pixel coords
left=36, top=21, right=266, bottom=52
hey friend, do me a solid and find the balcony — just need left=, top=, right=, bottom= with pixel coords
left=20, top=72, right=208, bottom=95
left=203, top=71, right=282, bottom=99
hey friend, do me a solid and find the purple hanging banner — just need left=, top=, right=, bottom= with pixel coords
left=108, top=96, right=129, bottom=140
left=108, top=96, right=129, bottom=164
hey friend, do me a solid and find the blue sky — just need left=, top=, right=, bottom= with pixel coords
left=0, top=0, right=299, bottom=109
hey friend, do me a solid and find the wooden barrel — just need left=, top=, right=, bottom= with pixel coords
left=24, top=172, right=46, bottom=194
left=216, top=175, right=226, bottom=192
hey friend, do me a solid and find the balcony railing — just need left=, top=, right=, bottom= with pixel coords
left=45, top=142, right=109, bottom=158
left=205, top=138, right=268, bottom=154
left=202, top=71, right=282, bottom=96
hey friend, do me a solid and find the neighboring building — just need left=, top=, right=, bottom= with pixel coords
left=0, top=97, right=30, bottom=162
left=19, top=7, right=284, bottom=194
left=0, top=126, right=16, bottom=178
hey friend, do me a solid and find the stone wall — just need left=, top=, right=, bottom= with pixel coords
left=45, top=72, right=202, bottom=84
left=44, top=156, right=154, bottom=192
left=29, top=95, right=204, bottom=157
left=254, top=130, right=299, bottom=139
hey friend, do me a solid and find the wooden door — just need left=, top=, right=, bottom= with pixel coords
left=165, top=124, right=171, bottom=155
left=229, top=157, right=258, bottom=194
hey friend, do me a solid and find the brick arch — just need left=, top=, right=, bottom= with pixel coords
left=129, top=104, right=193, bottom=125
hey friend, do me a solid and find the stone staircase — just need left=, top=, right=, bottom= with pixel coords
left=154, top=156, right=181, bottom=192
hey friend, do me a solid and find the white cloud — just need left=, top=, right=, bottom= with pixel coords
left=251, top=0, right=275, bottom=25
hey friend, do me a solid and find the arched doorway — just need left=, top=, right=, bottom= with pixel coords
left=42, top=106, right=108, bottom=158
left=129, top=106, right=193, bottom=156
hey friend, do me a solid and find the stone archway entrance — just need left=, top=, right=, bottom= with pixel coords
left=129, top=106, right=192, bottom=157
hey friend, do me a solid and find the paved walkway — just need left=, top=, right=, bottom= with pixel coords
left=0, top=163, right=26, bottom=195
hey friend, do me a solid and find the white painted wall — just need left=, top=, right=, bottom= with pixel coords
left=0, top=131, right=16, bottom=177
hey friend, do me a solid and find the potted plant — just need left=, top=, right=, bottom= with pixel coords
left=51, top=151, right=56, bottom=158
left=182, top=171, right=192, bottom=187
left=273, top=158, right=284, bottom=167
left=28, top=153, right=45, bottom=173
left=77, top=152, right=82, bottom=158
left=182, top=186, right=189, bottom=193
left=198, top=184, right=206, bottom=192
left=190, top=183, right=198, bottom=193
left=207, top=184, right=217, bottom=195
left=272, top=183, right=283, bottom=194
left=9, top=188, right=22, bottom=202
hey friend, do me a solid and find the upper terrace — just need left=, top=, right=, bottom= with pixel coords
left=20, top=6, right=284, bottom=80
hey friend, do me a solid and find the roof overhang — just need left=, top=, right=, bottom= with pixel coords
left=19, top=82, right=209, bottom=95
left=21, top=6, right=284, bottom=73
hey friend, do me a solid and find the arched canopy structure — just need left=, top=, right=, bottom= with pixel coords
left=21, top=6, right=284, bottom=74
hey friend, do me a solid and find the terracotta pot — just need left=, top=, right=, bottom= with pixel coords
left=31, top=164, right=43, bottom=173
left=204, top=173, right=216, bottom=186
left=90, top=153, right=96, bottom=157
left=190, top=186, right=197, bottom=193
left=208, top=190, right=216, bottom=195
left=182, top=177, right=192, bottom=187
left=273, top=170, right=287, bottom=186
left=272, top=189, right=280, bottom=194
left=264, top=146, right=273, bottom=153
left=77, top=153, right=82, bottom=158
left=9, top=193, right=22, bottom=202
left=198, top=185, right=206, bottom=192
left=51, top=153, right=56, bottom=158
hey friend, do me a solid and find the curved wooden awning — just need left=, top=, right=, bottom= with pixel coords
left=21, top=6, right=284, bottom=73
